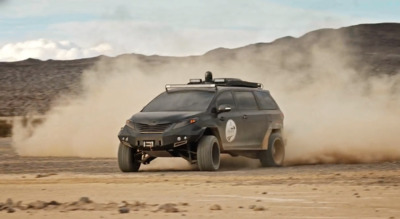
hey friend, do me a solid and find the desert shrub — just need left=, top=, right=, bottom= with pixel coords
left=0, top=120, right=12, bottom=137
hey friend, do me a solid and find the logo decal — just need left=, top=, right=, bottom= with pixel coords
left=225, top=119, right=237, bottom=142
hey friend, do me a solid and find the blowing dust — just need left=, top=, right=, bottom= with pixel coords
left=12, top=33, right=400, bottom=168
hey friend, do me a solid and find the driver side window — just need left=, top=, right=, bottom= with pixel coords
left=216, top=91, right=235, bottom=109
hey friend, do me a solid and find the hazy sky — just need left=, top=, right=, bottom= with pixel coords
left=0, top=0, right=399, bottom=61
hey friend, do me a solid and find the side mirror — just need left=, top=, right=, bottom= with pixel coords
left=217, top=104, right=232, bottom=114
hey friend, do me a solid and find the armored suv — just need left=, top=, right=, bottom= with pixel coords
left=118, top=72, right=284, bottom=171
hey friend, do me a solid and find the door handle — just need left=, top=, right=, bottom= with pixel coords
left=243, top=115, right=248, bottom=119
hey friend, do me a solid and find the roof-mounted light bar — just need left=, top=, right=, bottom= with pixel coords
left=165, top=84, right=217, bottom=92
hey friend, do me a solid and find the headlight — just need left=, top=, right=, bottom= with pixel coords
left=126, top=120, right=135, bottom=129
left=173, top=118, right=197, bottom=129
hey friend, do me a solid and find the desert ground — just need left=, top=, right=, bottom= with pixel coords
left=0, top=137, right=399, bottom=219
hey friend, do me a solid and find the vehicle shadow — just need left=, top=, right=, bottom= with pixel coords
left=138, top=155, right=261, bottom=172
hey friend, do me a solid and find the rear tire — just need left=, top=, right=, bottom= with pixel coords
left=197, top=135, right=220, bottom=171
left=118, top=143, right=141, bottom=172
left=260, top=132, right=285, bottom=167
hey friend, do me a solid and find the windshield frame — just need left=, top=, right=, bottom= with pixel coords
left=141, top=90, right=216, bottom=112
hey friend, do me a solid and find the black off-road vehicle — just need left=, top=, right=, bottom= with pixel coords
left=117, top=72, right=284, bottom=172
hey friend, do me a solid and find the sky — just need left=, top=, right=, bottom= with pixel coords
left=0, top=0, right=399, bottom=61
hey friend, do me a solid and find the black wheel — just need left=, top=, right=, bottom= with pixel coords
left=197, top=135, right=220, bottom=171
left=118, top=143, right=141, bottom=172
left=260, top=132, right=285, bottom=167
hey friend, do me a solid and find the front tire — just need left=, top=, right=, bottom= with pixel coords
left=118, top=143, right=141, bottom=172
left=197, top=135, right=220, bottom=171
left=259, top=132, right=285, bottom=167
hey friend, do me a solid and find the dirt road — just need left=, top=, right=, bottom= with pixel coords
left=1, top=137, right=399, bottom=218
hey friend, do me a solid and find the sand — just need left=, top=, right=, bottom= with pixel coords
left=1, top=137, right=399, bottom=218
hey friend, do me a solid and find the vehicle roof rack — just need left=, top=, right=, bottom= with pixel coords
left=213, top=78, right=262, bottom=88
left=165, top=72, right=263, bottom=92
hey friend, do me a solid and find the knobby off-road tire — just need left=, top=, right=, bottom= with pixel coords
left=260, top=132, right=285, bottom=167
left=118, top=143, right=141, bottom=172
left=197, top=135, right=220, bottom=171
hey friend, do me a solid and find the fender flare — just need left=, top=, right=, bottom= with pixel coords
left=197, top=127, right=224, bottom=151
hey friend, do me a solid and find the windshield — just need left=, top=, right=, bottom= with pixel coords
left=142, top=91, right=215, bottom=112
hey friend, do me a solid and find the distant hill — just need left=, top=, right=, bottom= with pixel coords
left=1, top=23, right=400, bottom=116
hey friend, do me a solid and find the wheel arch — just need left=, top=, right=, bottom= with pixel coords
left=260, top=128, right=283, bottom=150
left=201, top=127, right=224, bottom=151
left=271, top=129, right=286, bottom=147
left=271, top=129, right=282, bottom=135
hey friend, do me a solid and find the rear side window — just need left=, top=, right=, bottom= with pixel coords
left=234, top=91, right=258, bottom=110
left=254, top=91, right=278, bottom=110
left=216, top=91, right=235, bottom=108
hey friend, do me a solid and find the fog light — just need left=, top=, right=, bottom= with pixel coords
left=126, top=137, right=129, bottom=141
left=184, top=136, right=187, bottom=140
left=177, top=137, right=181, bottom=141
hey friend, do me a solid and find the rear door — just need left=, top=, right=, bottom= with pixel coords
left=233, top=91, right=268, bottom=149
left=253, top=90, right=283, bottom=134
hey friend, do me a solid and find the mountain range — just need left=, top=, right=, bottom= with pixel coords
left=1, top=23, right=400, bottom=116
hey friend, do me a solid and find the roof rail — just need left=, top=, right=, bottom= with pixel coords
left=165, top=84, right=217, bottom=92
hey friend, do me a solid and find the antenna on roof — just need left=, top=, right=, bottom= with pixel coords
left=205, top=71, right=213, bottom=83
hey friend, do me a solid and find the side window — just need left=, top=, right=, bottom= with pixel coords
left=216, top=91, right=235, bottom=108
left=254, top=91, right=278, bottom=110
left=234, top=91, right=258, bottom=110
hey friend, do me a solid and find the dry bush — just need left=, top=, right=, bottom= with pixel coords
left=0, top=120, right=12, bottom=137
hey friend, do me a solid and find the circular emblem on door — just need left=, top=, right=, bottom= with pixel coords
left=225, top=119, right=237, bottom=142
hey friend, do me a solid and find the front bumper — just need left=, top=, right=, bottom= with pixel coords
left=118, top=124, right=204, bottom=151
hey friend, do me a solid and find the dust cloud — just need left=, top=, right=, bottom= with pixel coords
left=278, top=50, right=400, bottom=165
left=12, top=31, right=400, bottom=167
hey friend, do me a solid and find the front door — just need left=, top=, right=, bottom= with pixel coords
left=214, top=91, right=243, bottom=149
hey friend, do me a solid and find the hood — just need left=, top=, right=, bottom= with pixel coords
left=130, top=111, right=203, bottom=124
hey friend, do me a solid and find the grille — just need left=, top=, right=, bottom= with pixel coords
left=135, top=123, right=172, bottom=133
